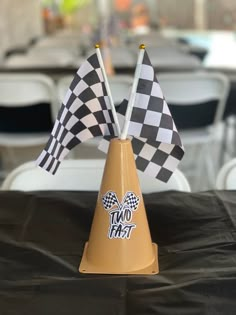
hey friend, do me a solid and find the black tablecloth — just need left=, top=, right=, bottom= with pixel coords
left=1, top=190, right=236, bottom=315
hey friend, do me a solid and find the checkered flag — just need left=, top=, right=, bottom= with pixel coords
left=122, top=192, right=140, bottom=211
left=36, top=53, right=116, bottom=174
left=99, top=50, right=184, bottom=182
left=102, top=191, right=119, bottom=210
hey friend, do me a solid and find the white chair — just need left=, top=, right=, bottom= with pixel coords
left=4, top=53, right=75, bottom=68
left=158, top=71, right=230, bottom=190
left=109, top=47, right=136, bottom=69
left=215, top=158, right=236, bottom=189
left=106, top=75, right=133, bottom=106
left=33, top=36, right=80, bottom=50
left=27, top=48, right=77, bottom=64
left=1, top=159, right=191, bottom=192
left=0, top=74, right=57, bottom=175
left=139, top=47, right=202, bottom=71
left=54, top=29, right=81, bottom=39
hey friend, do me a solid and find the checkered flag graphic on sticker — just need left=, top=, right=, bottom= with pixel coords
left=99, top=50, right=184, bottom=183
left=36, top=53, right=116, bottom=174
left=102, top=191, right=119, bottom=210
left=123, top=192, right=140, bottom=211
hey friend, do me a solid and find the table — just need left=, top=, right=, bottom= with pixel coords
left=1, top=190, right=236, bottom=314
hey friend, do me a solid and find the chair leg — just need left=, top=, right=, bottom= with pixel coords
left=219, top=122, right=228, bottom=167
left=193, top=144, right=209, bottom=191
left=3, top=147, right=19, bottom=171
left=222, top=116, right=236, bottom=162
left=205, top=145, right=218, bottom=188
left=181, top=144, right=205, bottom=191
left=233, top=116, right=236, bottom=157
left=194, top=141, right=219, bottom=191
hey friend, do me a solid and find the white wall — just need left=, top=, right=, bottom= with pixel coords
left=0, top=0, right=43, bottom=57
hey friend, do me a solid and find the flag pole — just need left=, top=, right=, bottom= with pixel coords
left=95, top=44, right=121, bottom=137
left=120, top=44, right=145, bottom=140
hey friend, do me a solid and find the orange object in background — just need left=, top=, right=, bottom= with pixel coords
left=115, top=0, right=132, bottom=12
left=131, top=3, right=150, bottom=29
left=79, top=138, right=158, bottom=275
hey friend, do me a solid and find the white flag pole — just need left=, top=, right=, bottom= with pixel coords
left=95, top=44, right=121, bottom=137
left=120, top=44, right=145, bottom=140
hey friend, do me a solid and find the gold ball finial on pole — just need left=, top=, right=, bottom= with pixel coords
left=139, top=44, right=146, bottom=49
left=95, top=44, right=100, bottom=49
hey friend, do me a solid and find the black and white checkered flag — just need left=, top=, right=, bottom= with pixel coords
left=122, top=192, right=140, bottom=211
left=99, top=50, right=184, bottom=183
left=36, top=53, right=116, bottom=174
left=102, top=191, right=119, bottom=210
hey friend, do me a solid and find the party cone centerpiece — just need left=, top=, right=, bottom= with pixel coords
left=36, top=44, right=184, bottom=275
left=79, top=138, right=158, bottom=274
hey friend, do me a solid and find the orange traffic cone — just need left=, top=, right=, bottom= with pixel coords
left=79, top=138, right=158, bottom=274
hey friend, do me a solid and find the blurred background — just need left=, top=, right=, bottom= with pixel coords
left=0, top=0, right=236, bottom=191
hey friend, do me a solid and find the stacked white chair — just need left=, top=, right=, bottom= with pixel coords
left=0, top=73, right=57, bottom=175
left=158, top=71, right=230, bottom=190
left=216, top=158, right=236, bottom=189
left=4, top=53, right=75, bottom=68
left=141, top=46, right=202, bottom=71
left=1, top=159, right=191, bottom=192
left=33, top=36, right=80, bottom=50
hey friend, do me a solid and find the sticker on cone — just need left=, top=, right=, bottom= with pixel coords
left=102, top=190, right=140, bottom=239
